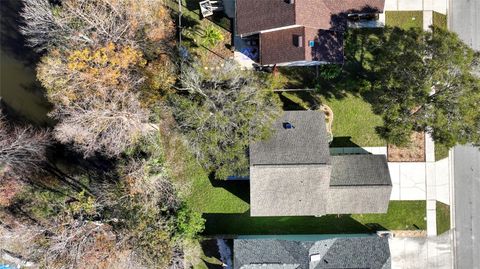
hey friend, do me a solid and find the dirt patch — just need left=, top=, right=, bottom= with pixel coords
left=388, top=132, right=425, bottom=162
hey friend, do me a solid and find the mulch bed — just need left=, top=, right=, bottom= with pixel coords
left=387, top=132, right=425, bottom=162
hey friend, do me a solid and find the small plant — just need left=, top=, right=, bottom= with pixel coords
left=201, top=25, right=224, bottom=48
left=318, top=64, right=342, bottom=80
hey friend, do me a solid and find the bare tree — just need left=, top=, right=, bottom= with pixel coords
left=20, top=0, right=174, bottom=52
left=34, top=44, right=152, bottom=157
left=52, top=91, right=151, bottom=157
left=0, top=115, right=51, bottom=178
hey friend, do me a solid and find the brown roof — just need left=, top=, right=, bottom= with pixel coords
left=236, top=0, right=385, bottom=35
left=240, top=0, right=383, bottom=64
left=236, top=0, right=296, bottom=36
left=260, top=27, right=344, bottom=65
left=260, top=27, right=306, bottom=65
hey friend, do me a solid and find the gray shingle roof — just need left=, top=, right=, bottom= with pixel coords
left=234, top=238, right=391, bottom=269
left=250, top=165, right=331, bottom=216
left=330, top=155, right=392, bottom=186
left=250, top=111, right=331, bottom=166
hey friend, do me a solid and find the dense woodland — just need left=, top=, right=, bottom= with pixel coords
left=0, top=0, right=479, bottom=268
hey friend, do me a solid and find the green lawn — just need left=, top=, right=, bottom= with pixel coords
left=201, top=201, right=426, bottom=235
left=435, top=143, right=450, bottom=161
left=433, top=11, right=447, bottom=29
left=277, top=91, right=385, bottom=147
left=385, top=11, right=424, bottom=29
left=320, top=94, right=386, bottom=147
left=186, top=160, right=249, bottom=214
left=436, top=201, right=451, bottom=235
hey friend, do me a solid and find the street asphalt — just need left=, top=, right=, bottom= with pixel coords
left=453, top=145, right=480, bottom=269
left=449, top=0, right=480, bottom=50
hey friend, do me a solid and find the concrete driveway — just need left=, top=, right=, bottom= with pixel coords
left=389, top=231, right=453, bottom=269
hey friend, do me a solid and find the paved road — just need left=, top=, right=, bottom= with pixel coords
left=453, top=145, right=480, bottom=269
left=449, top=0, right=480, bottom=50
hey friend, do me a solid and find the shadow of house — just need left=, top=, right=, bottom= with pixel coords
left=330, top=136, right=363, bottom=148
left=202, top=210, right=387, bottom=236
left=208, top=172, right=250, bottom=203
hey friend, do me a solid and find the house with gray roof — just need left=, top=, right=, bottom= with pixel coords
left=234, top=237, right=391, bottom=269
left=249, top=111, right=392, bottom=216
left=235, top=0, right=385, bottom=66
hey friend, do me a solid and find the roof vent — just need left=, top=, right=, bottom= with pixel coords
left=293, top=35, right=303, bottom=47
left=285, top=0, right=295, bottom=4
left=283, top=122, right=294, bottom=129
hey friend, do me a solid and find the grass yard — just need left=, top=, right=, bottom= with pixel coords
left=385, top=11, right=423, bottom=29
left=436, top=201, right=451, bottom=235
left=201, top=201, right=426, bottom=235
left=433, top=11, right=447, bottom=29
left=165, top=0, right=233, bottom=60
left=278, top=92, right=385, bottom=147
left=435, top=143, right=450, bottom=161
left=186, top=169, right=249, bottom=213
left=320, top=94, right=385, bottom=147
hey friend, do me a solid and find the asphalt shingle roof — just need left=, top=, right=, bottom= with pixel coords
left=330, top=155, right=392, bottom=186
left=234, top=238, right=391, bottom=269
left=250, top=111, right=331, bottom=166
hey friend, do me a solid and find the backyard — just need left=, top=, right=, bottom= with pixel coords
left=165, top=0, right=233, bottom=61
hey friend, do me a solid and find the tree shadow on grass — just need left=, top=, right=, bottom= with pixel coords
left=202, top=210, right=388, bottom=236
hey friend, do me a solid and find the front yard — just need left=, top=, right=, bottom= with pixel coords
left=385, top=11, right=424, bottom=29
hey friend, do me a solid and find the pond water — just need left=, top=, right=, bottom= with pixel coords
left=0, top=0, right=52, bottom=125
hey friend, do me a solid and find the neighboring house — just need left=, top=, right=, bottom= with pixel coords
left=234, top=237, right=391, bottom=269
left=249, top=111, right=392, bottom=216
left=235, top=0, right=385, bottom=66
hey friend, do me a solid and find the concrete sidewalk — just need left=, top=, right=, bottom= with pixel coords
left=384, top=0, right=448, bottom=14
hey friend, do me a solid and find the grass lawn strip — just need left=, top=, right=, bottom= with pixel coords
left=385, top=11, right=423, bottom=29
left=436, top=201, right=451, bottom=235
left=201, top=201, right=426, bottom=235
left=432, top=12, right=447, bottom=29
left=435, top=143, right=450, bottom=161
